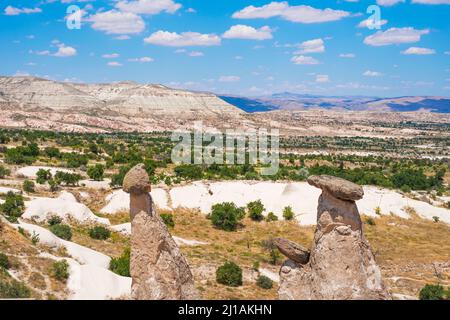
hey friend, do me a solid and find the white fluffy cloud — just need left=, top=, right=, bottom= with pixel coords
left=376, top=0, right=405, bottom=6
left=363, top=70, right=383, bottom=77
left=144, top=31, right=221, bottom=46
left=223, top=25, right=273, bottom=40
left=291, top=55, right=319, bottom=65
left=188, top=51, right=204, bottom=57
left=364, top=27, right=429, bottom=46
left=4, top=6, right=42, bottom=15
left=401, top=47, right=436, bottom=55
left=33, top=42, right=77, bottom=57
left=315, top=74, right=329, bottom=83
left=54, top=44, right=77, bottom=57
left=232, top=2, right=350, bottom=24
left=357, top=18, right=388, bottom=29
left=295, top=38, right=324, bottom=54
left=411, top=0, right=450, bottom=3
left=128, top=57, right=154, bottom=62
left=107, top=61, right=123, bottom=67
left=89, top=10, right=145, bottom=34
left=339, top=53, right=355, bottom=58
left=102, top=53, right=120, bottom=59
left=115, top=0, right=181, bottom=15
left=219, top=76, right=240, bottom=82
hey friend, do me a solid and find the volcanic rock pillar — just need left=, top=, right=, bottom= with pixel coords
left=123, top=164, right=198, bottom=300
left=278, top=175, right=390, bottom=300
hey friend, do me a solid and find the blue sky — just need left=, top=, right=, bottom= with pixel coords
left=1, top=0, right=449, bottom=97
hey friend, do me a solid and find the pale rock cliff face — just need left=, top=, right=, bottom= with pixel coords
left=278, top=175, right=391, bottom=300
left=0, top=76, right=240, bottom=117
left=123, top=164, right=198, bottom=300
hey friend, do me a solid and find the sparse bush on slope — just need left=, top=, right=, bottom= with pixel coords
left=110, top=248, right=130, bottom=277
left=209, top=202, right=245, bottom=231
left=256, top=275, right=273, bottom=289
left=51, top=260, right=70, bottom=282
left=89, top=226, right=111, bottom=240
left=216, top=261, right=242, bottom=287
left=419, top=284, right=448, bottom=300
left=50, top=224, right=72, bottom=241
left=160, top=213, right=175, bottom=228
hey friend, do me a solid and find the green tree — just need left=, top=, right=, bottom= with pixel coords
left=87, top=164, right=105, bottom=181
left=0, top=192, right=25, bottom=222
left=247, top=200, right=265, bottom=222
left=23, top=180, right=35, bottom=193
left=209, top=202, right=245, bottom=231
left=36, top=169, right=52, bottom=184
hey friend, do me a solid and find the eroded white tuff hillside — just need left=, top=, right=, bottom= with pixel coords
left=0, top=76, right=243, bottom=132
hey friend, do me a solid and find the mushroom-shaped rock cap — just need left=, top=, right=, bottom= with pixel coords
left=123, top=164, right=151, bottom=194
left=273, top=238, right=310, bottom=265
left=307, top=175, right=364, bottom=201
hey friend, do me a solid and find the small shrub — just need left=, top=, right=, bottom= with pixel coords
left=265, top=212, right=278, bottom=222
left=282, top=206, right=294, bottom=221
left=160, top=213, right=175, bottom=228
left=216, top=261, right=242, bottom=287
left=432, top=216, right=440, bottom=223
left=419, top=284, right=446, bottom=300
left=0, top=192, right=25, bottom=220
left=0, top=279, right=31, bottom=298
left=89, top=226, right=111, bottom=240
left=247, top=200, right=264, bottom=222
left=31, top=232, right=40, bottom=245
left=0, top=165, right=11, bottom=179
left=252, top=261, right=260, bottom=272
left=110, top=248, right=130, bottom=277
left=261, top=239, right=281, bottom=265
left=51, top=260, right=70, bottom=282
left=47, top=215, right=62, bottom=226
left=0, top=253, right=10, bottom=270
left=366, top=217, right=376, bottom=226
left=256, top=275, right=273, bottom=290
left=210, top=202, right=245, bottom=231
left=22, top=180, right=35, bottom=193
left=50, top=224, right=72, bottom=241
left=375, top=206, right=381, bottom=216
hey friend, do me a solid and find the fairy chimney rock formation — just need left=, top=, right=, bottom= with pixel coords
left=123, top=164, right=198, bottom=300
left=278, top=175, right=390, bottom=300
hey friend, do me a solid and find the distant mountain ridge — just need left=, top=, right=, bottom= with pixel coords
left=220, top=93, right=450, bottom=113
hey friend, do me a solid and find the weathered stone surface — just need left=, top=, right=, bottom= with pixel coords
left=131, top=210, right=198, bottom=300
left=307, top=175, right=364, bottom=201
left=123, top=164, right=151, bottom=195
left=279, top=175, right=390, bottom=300
left=125, top=164, right=198, bottom=300
left=273, top=238, right=310, bottom=264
